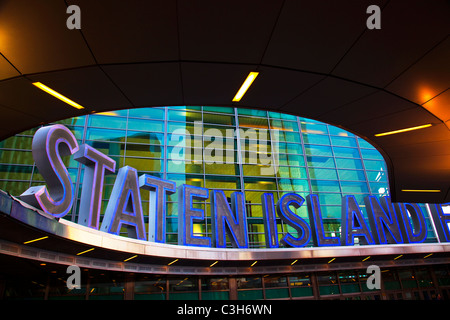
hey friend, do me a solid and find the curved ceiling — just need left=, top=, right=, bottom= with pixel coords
left=0, top=0, right=448, bottom=203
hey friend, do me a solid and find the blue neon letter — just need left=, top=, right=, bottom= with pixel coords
left=178, top=184, right=211, bottom=247
left=276, top=193, right=311, bottom=247
left=211, top=190, right=248, bottom=248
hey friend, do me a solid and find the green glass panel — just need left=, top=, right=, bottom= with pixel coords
left=319, top=285, right=340, bottom=295
left=169, top=292, right=199, bottom=300
left=291, top=287, right=313, bottom=297
left=135, top=293, right=166, bottom=300
left=265, top=288, right=289, bottom=299
left=201, top=291, right=229, bottom=300
left=237, top=290, right=263, bottom=300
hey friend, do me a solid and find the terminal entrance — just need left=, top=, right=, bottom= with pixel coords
left=0, top=254, right=448, bottom=300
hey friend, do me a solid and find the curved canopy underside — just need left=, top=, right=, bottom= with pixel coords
left=0, top=0, right=448, bottom=203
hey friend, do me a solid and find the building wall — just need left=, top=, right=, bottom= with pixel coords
left=0, top=106, right=438, bottom=247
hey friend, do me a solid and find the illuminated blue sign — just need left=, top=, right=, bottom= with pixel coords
left=20, top=125, right=449, bottom=249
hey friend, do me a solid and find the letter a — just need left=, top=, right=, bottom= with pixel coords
left=366, top=5, right=381, bottom=29
left=366, top=265, right=381, bottom=290
left=66, top=5, right=81, bottom=30
left=66, top=265, right=81, bottom=289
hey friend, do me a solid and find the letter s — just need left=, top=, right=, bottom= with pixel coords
left=20, top=125, right=79, bottom=218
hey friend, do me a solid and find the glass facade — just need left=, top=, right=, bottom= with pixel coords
left=0, top=106, right=438, bottom=247
left=3, top=262, right=450, bottom=300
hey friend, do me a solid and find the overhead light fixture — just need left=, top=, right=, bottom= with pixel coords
left=394, top=254, right=403, bottom=260
left=168, top=259, right=179, bottom=266
left=401, top=189, right=441, bottom=193
left=250, top=260, right=258, bottom=267
left=374, top=124, right=432, bottom=137
left=362, top=256, right=371, bottom=262
left=123, top=255, right=138, bottom=262
left=423, top=253, right=433, bottom=259
left=32, top=82, right=84, bottom=110
left=290, top=259, right=298, bottom=266
left=327, top=258, right=336, bottom=264
left=209, top=261, right=219, bottom=267
left=76, top=248, right=95, bottom=256
left=23, top=236, right=49, bottom=244
left=232, top=71, right=259, bottom=102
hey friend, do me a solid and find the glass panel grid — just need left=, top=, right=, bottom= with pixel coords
left=0, top=106, right=438, bottom=246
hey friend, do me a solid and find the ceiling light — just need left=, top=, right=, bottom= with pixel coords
left=168, top=259, right=179, bottom=266
left=394, top=254, right=403, bottom=260
left=423, top=253, right=433, bottom=259
left=76, top=248, right=95, bottom=255
left=32, top=82, right=84, bottom=110
left=327, top=258, right=336, bottom=264
left=401, top=189, right=441, bottom=193
left=362, top=256, right=371, bottom=262
left=209, top=261, right=219, bottom=267
left=232, top=72, right=259, bottom=102
left=123, top=255, right=138, bottom=262
left=290, top=259, right=298, bottom=266
left=23, top=236, right=49, bottom=244
left=374, top=124, right=432, bottom=137
left=250, top=260, right=258, bottom=267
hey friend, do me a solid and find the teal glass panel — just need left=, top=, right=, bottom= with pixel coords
left=333, top=147, right=360, bottom=158
left=304, top=145, right=332, bottom=156
left=270, top=119, right=299, bottom=132
left=308, top=168, right=338, bottom=180
left=328, top=126, right=354, bottom=137
left=291, top=287, right=313, bottom=297
left=330, top=136, right=357, bottom=147
left=86, top=128, right=126, bottom=142
left=366, top=170, right=387, bottom=182
left=127, top=118, right=164, bottom=132
left=300, top=122, right=328, bottom=135
left=238, top=290, right=263, bottom=300
left=340, top=181, right=369, bottom=193
left=268, top=111, right=296, bottom=120
left=310, top=180, right=340, bottom=192
left=169, top=292, right=199, bottom=300
left=278, top=179, right=309, bottom=192
left=363, top=159, right=386, bottom=171
left=307, top=156, right=336, bottom=168
left=357, top=138, right=374, bottom=149
left=276, top=143, right=303, bottom=155
left=319, top=285, right=340, bottom=295
left=338, top=169, right=366, bottom=181
left=317, top=194, right=341, bottom=206
left=201, top=291, right=229, bottom=300
left=335, top=158, right=363, bottom=169
left=203, top=106, right=234, bottom=114
left=88, top=115, right=127, bottom=130
left=341, top=283, right=360, bottom=293
left=135, top=293, right=166, bottom=300
left=237, top=108, right=267, bottom=117
left=302, top=134, right=330, bottom=145
left=265, top=288, right=289, bottom=299
left=278, top=154, right=305, bottom=167
left=360, top=148, right=383, bottom=160
left=277, top=166, right=307, bottom=179
left=128, top=107, right=164, bottom=120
